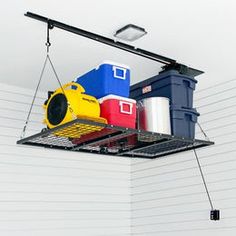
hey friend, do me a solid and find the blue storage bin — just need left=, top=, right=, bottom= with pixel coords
left=170, top=106, right=199, bottom=139
left=130, top=70, right=197, bottom=108
left=75, top=61, right=130, bottom=99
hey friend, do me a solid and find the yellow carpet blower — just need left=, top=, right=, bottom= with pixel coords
left=43, top=82, right=107, bottom=138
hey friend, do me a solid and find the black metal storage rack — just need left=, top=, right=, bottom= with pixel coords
left=17, top=12, right=214, bottom=159
left=17, top=118, right=213, bottom=159
left=16, top=12, right=219, bottom=219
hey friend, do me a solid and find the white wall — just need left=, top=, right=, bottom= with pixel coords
left=0, top=83, right=131, bottom=236
left=1, top=77, right=236, bottom=236
left=131, top=79, right=236, bottom=235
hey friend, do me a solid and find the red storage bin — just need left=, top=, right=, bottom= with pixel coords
left=98, top=95, right=136, bottom=129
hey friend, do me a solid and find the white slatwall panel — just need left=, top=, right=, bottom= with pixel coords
left=131, top=79, right=236, bottom=236
left=0, top=83, right=131, bottom=236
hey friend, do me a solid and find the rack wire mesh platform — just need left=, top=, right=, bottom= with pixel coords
left=17, top=118, right=214, bottom=159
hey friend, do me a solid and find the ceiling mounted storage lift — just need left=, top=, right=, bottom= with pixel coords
left=17, top=12, right=219, bottom=221
left=17, top=11, right=214, bottom=159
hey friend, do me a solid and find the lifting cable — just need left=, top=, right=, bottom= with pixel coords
left=193, top=124, right=220, bottom=220
left=197, top=122, right=210, bottom=141
left=20, top=55, right=48, bottom=139
left=21, top=22, right=76, bottom=138
left=193, top=149, right=214, bottom=210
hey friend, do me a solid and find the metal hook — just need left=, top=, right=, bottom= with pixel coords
left=46, top=21, right=54, bottom=53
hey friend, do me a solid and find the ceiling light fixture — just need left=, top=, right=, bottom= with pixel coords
left=114, top=24, right=147, bottom=42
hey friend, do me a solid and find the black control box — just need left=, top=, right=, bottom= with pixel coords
left=210, top=209, right=220, bottom=221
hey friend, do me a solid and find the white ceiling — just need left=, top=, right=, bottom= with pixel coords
left=1, top=0, right=236, bottom=92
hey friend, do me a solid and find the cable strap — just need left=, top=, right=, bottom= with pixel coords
left=197, top=122, right=210, bottom=141
left=21, top=54, right=77, bottom=138
left=47, top=55, right=77, bottom=118
left=20, top=55, right=48, bottom=139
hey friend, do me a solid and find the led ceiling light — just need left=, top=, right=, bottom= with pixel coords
left=114, top=24, right=147, bottom=42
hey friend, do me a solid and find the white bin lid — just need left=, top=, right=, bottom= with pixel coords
left=98, top=94, right=136, bottom=104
